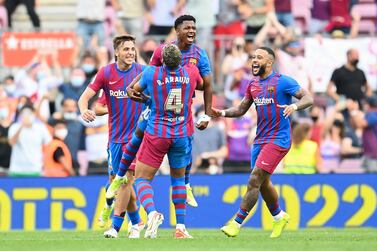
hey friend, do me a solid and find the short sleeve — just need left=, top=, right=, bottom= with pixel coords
left=53, top=147, right=65, bottom=162
left=281, top=75, right=301, bottom=96
left=139, top=66, right=155, bottom=91
left=360, top=70, right=367, bottom=86
left=197, top=49, right=211, bottom=77
left=97, top=89, right=106, bottom=105
left=88, top=67, right=105, bottom=92
left=330, top=69, right=338, bottom=83
left=366, top=113, right=377, bottom=127
left=244, top=83, right=253, bottom=100
left=149, top=45, right=163, bottom=66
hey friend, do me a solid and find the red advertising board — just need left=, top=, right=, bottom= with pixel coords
left=1, top=32, right=76, bottom=67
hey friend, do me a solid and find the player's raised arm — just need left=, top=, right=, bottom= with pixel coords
left=213, top=97, right=254, bottom=118
left=277, top=88, right=313, bottom=119
left=78, top=88, right=97, bottom=122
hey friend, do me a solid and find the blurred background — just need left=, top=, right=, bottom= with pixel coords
left=0, top=0, right=376, bottom=177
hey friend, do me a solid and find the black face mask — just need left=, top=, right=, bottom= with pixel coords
left=333, top=119, right=344, bottom=127
left=311, top=116, right=319, bottom=122
left=351, top=59, right=359, bottom=67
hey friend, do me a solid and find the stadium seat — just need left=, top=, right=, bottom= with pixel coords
left=352, top=3, right=377, bottom=34
left=333, top=159, right=365, bottom=173
left=291, top=0, right=312, bottom=33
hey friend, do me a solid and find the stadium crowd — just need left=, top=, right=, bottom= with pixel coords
left=0, top=0, right=376, bottom=177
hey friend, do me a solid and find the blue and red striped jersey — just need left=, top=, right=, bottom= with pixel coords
left=88, top=62, right=146, bottom=143
left=245, top=72, right=300, bottom=149
left=139, top=64, right=203, bottom=138
left=149, top=42, right=211, bottom=77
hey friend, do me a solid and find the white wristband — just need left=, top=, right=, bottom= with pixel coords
left=291, top=104, right=298, bottom=111
left=221, top=110, right=226, bottom=117
left=196, top=114, right=211, bottom=125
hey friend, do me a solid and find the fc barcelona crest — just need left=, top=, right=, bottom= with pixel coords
left=268, top=86, right=274, bottom=93
left=189, top=58, right=197, bottom=65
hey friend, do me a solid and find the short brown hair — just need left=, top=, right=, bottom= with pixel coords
left=113, top=34, right=136, bottom=51
left=163, top=44, right=181, bottom=68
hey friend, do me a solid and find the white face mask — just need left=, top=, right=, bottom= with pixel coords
left=0, top=108, right=9, bottom=120
left=63, top=112, right=77, bottom=120
left=55, top=128, right=68, bottom=140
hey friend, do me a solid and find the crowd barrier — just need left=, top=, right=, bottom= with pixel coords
left=0, top=174, right=376, bottom=231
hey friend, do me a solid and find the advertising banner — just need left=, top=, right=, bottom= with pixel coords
left=0, top=174, right=376, bottom=231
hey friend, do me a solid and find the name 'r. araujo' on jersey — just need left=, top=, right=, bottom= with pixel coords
left=139, top=64, right=203, bottom=139
left=245, top=72, right=300, bottom=149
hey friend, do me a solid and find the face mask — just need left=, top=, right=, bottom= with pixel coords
left=0, top=108, right=9, bottom=120
left=333, top=119, right=344, bottom=127
left=63, top=112, right=77, bottom=120
left=37, top=71, right=47, bottom=81
left=82, top=64, right=95, bottom=74
left=351, top=59, right=359, bottom=67
left=236, top=45, right=243, bottom=51
left=55, top=128, right=68, bottom=140
left=311, top=116, right=319, bottom=122
left=70, top=76, right=85, bottom=87
left=144, top=50, right=154, bottom=59
left=5, top=84, right=16, bottom=94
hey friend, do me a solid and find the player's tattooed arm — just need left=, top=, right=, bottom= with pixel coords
left=293, top=88, right=313, bottom=110
left=212, top=97, right=253, bottom=118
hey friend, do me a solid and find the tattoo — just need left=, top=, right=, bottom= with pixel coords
left=293, top=88, right=313, bottom=110
left=224, top=97, right=253, bottom=117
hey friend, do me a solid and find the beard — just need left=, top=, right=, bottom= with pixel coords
left=252, top=64, right=266, bottom=76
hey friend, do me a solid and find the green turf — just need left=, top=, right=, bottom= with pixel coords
left=1, top=229, right=377, bottom=251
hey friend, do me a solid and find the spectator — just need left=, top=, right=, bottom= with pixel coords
left=84, top=101, right=108, bottom=175
left=111, top=0, right=144, bottom=43
left=326, top=48, right=372, bottom=105
left=145, top=0, right=185, bottom=36
left=324, top=0, right=360, bottom=37
left=221, top=37, right=248, bottom=76
left=2, top=75, right=16, bottom=98
left=8, top=105, right=51, bottom=176
left=309, top=0, right=331, bottom=35
left=58, top=68, right=87, bottom=101
left=0, top=85, right=12, bottom=174
left=284, top=123, right=321, bottom=174
left=309, top=105, right=325, bottom=147
left=52, top=98, right=86, bottom=172
left=223, top=101, right=254, bottom=173
left=139, top=38, right=158, bottom=64
left=76, top=0, right=106, bottom=52
left=242, top=0, right=274, bottom=36
left=80, top=52, right=99, bottom=83
left=274, top=0, right=295, bottom=27
left=44, top=119, right=75, bottom=177
left=192, top=106, right=228, bottom=174
left=276, top=40, right=312, bottom=94
left=351, top=96, right=377, bottom=173
left=14, top=51, right=64, bottom=120
left=185, top=0, right=218, bottom=51
left=0, top=0, right=8, bottom=30
left=5, top=0, right=40, bottom=31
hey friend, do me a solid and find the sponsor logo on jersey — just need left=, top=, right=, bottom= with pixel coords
left=109, top=90, right=128, bottom=98
left=161, top=116, right=185, bottom=122
left=253, top=97, right=275, bottom=106
left=189, top=58, right=197, bottom=65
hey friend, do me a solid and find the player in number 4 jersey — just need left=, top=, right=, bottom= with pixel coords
left=106, top=15, right=214, bottom=208
left=212, top=47, right=313, bottom=238
left=132, top=44, right=202, bottom=238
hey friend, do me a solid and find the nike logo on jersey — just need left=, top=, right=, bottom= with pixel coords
left=261, top=161, right=270, bottom=165
left=109, top=79, right=121, bottom=85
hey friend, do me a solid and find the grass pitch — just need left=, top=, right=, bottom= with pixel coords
left=1, top=228, right=377, bottom=251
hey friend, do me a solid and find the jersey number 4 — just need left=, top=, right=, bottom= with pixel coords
left=164, top=88, right=183, bottom=114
